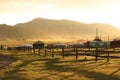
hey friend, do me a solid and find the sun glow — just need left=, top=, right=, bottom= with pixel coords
left=0, top=13, right=36, bottom=25
left=0, top=0, right=120, bottom=29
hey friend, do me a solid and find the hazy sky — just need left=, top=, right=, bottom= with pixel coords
left=0, top=0, right=120, bottom=29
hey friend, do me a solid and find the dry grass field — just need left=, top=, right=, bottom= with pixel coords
left=0, top=49, right=120, bottom=80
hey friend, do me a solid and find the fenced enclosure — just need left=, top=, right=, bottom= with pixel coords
left=0, top=40, right=120, bottom=80
left=35, top=46, right=120, bottom=62
left=1, top=40, right=120, bottom=62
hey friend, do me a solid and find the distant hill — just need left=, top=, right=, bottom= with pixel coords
left=0, top=18, right=120, bottom=41
left=0, top=24, right=20, bottom=40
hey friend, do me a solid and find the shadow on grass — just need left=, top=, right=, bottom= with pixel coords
left=110, top=68, right=120, bottom=76
left=36, top=72, right=60, bottom=80
left=44, top=58, right=120, bottom=80
left=0, top=58, right=50, bottom=80
left=0, top=75, right=29, bottom=80
left=87, top=62, right=108, bottom=70
left=0, top=54, right=16, bottom=69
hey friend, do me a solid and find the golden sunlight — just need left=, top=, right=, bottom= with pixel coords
left=0, top=0, right=120, bottom=28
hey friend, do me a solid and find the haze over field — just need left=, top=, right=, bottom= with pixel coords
left=0, top=0, right=120, bottom=29
left=1, top=1, right=120, bottom=80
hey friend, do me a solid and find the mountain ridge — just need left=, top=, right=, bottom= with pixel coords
left=0, top=18, right=120, bottom=41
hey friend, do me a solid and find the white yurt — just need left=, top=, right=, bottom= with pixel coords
left=54, top=43, right=67, bottom=48
left=68, top=43, right=84, bottom=48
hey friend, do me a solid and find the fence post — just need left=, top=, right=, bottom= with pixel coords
left=51, top=49, right=54, bottom=58
left=45, top=48, right=47, bottom=57
left=33, top=48, right=36, bottom=54
left=107, top=51, right=110, bottom=62
left=38, top=49, right=40, bottom=55
left=62, top=48, right=64, bottom=58
left=76, top=48, right=78, bottom=59
left=95, top=48, right=98, bottom=62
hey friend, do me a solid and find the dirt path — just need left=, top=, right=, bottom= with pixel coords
left=0, top=56, right=16, bottom=69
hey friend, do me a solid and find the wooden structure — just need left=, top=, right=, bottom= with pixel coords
left=46, top=44, right=55, bottom=49
left=54, top=43, right=67, bottom=49
left=21, top=43, right=33, bottom=52
left=84, top=33, right=110, bottom=62
left=0, top=45, right=4, bottom=50
left=33, top=41, right=44, bottom=54
left=54, top=43, right=67, bottom=58
left=44, top=44, right=55, bottom=57
left=84, top=37, right=110, bottom=48
left=110, top=39, right=120, bottom=48
left=31, top=39, right=120, bottom=62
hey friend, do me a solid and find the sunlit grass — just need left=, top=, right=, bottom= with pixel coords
left=0, top=50, right=120, bottom=80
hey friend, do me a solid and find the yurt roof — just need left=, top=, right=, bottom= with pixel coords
left=21, top=43, right=32, bottom=47
left=69, top=43, right=83, bottom=45
left=93, top=38, right=102, bottom=41
left=113, top=38, right=120, bottom=41
left=54, top=43, right=66, bottom=46
left=33, top=41, right=44, bottom=45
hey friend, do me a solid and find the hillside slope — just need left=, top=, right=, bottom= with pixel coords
left=0, top=18, right=120, bottom=40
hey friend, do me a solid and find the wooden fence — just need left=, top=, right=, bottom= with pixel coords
left=33, top=47, right=120, bottom=62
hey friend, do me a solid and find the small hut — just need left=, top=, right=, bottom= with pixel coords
left=0, top=45, right=4, bottom=50
left=46, top=44, right=55, bottom=49
left=21, top=43, right=33, bottom=51
left=33, top=41, right=44, bottom=54
left=54, top=43, right=67, bottom=49
left=110, top=38, right=120, bottom=48
left=84, top=37, right=110, bottom=48
left=7, top=46, right=17, bottom=50
left=84, top=28, right=110, bottom=48
left=67, top=43, right=84, bottom=48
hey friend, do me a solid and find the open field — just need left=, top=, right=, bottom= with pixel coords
left=0, top=50, right=120, bottom=80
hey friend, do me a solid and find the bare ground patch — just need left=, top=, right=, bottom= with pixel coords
left=0, top=55, right=16, bottom=69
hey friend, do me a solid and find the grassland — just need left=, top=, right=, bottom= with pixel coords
left=0, top=50, right=120, bottom=80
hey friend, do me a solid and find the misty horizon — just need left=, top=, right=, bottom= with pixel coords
left=0, top=18, right=120, bottom=41
left=0, top=0, right=120, bottom=29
